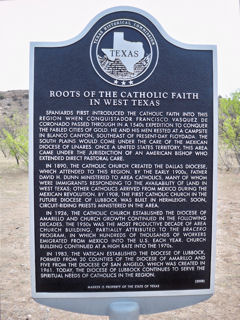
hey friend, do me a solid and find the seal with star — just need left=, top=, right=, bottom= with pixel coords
left=90, top=19, right=159, bottom=87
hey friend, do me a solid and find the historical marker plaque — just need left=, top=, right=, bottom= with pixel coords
left=29, top=6, right=217, bottom=315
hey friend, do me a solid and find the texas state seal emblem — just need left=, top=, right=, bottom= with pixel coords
left=90, top=19, right=159, bottom=87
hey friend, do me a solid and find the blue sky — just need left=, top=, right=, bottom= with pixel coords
left=0, top=0, right=239, bottom=96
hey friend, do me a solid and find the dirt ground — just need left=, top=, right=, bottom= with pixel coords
left=0, top=155, right=239, bottom=320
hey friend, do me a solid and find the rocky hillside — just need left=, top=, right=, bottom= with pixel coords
left=0, top=90, right=29, bottom=127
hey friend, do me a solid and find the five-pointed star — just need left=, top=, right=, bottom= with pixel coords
left=121, top=81, right=126, bottom=85
left=114, top=80, right=118, bottom=84
left=129, top=80, right=134, bottom=85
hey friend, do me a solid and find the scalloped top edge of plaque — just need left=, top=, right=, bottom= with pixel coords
left=30, top=6, right=217, bottom=52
